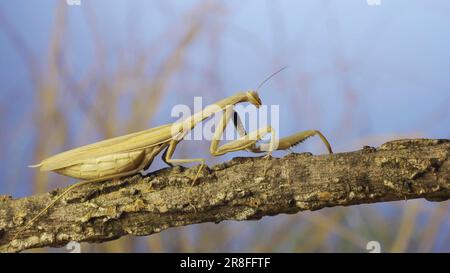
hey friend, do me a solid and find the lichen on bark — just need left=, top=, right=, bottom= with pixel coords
left=0, top=138, right=449, bottom=252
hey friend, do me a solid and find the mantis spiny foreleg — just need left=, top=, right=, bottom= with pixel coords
left=210, top=105, right=277, bottom=156
left=232, top=109, right=333, bottom=154
left=230, top=107, right=333, bottom=175
left=209, top=106, right=278, bottom=175
left=162, top=105, right=278, bottom=185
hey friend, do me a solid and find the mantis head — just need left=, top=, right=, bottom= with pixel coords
left=242, top=66, right=287, bottom=108
left=246, top=91, right=262, bottom=108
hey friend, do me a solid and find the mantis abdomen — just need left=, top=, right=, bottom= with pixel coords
left=55, top=150, right=146, bottom=180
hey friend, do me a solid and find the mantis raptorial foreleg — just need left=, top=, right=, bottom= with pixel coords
left=232, top=108, right=333, bottom=154
left=162, top=106, right=278, bottom=185
left=210, top=106, right=276, bottom=156
left=210, top=106, right=278, bottom=174
left=276, top=130, right=333, bottom=153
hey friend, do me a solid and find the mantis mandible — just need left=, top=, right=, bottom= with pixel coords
left=15, top=68, right=333, bottom=239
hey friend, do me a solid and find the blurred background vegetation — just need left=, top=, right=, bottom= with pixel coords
left=0, top=0, right=449, bottom=252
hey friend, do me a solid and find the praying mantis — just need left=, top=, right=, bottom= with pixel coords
left=15, top=69, right=333, bottom=239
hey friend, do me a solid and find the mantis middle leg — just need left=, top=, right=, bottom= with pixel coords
left=14, top=148, right=158, bottom=240
left=164, top=139, right=206, bottom=185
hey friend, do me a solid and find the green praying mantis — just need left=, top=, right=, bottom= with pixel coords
left=15, top=68, right=333, bottom=239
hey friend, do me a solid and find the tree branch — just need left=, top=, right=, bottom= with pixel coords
left=1, top=138, right=449, bottom=252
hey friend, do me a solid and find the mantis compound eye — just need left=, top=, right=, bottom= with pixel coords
left=246, top=91, right=262, bottom=107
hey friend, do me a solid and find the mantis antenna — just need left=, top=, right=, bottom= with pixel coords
left=255, top=66, right=288, bottom=92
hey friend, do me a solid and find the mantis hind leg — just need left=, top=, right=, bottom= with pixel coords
left=13, top=151, right=156, bottom=240
left=163, top=139, right=206, bottom=212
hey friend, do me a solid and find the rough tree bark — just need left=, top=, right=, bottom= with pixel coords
left=0, top=138, right=449, bottom=252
